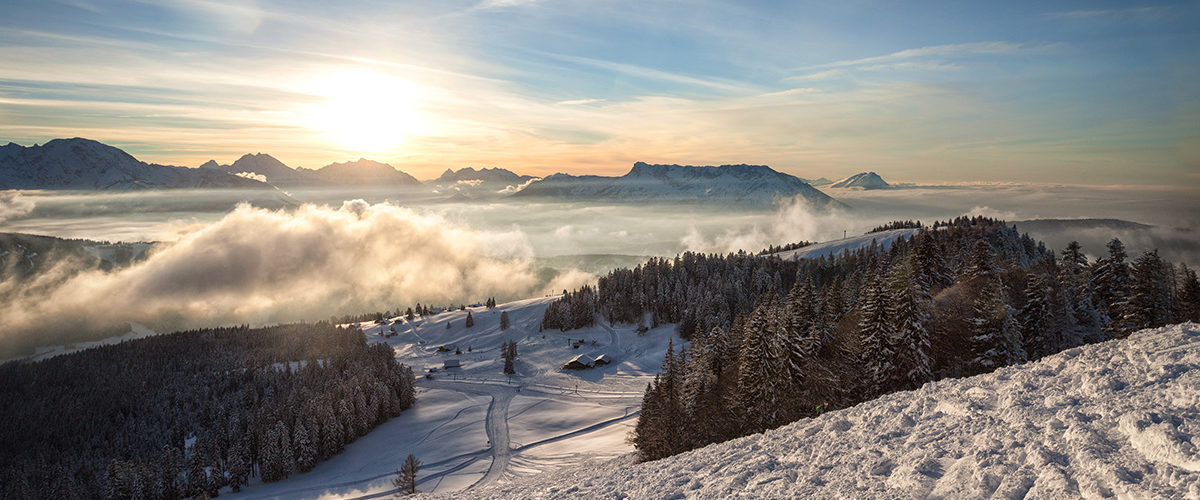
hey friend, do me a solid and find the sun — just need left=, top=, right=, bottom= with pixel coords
left=307, top=70, right=425, bottom=154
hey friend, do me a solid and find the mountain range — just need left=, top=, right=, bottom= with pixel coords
left=0, top=139, right=269, bottom=190
left=2, top=139, right=849, bottom=209
left=201, top=154, right=420, bottom=186
left=513, top=162, right=841, bottom=208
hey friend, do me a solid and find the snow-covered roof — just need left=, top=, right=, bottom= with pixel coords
left=443, top=359, right=461, bottom=368
left=564, top=354, right=594, bottom=367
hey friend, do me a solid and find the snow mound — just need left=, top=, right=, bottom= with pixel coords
left=426, top=323, right=1200, bottom=499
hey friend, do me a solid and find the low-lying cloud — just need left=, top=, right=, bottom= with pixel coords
left=0, top=191, right=35, bottom=224
left=0, top=200, right=577, bottom=357
left=681, top=196, right=861, bottom=254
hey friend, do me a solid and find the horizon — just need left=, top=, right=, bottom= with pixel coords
left=2, top=1, right=1197, bottom=185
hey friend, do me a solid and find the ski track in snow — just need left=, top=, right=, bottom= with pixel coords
left=426, top=323, right=1200, bottom=499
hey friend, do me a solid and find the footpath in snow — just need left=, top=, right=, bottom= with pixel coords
left=427, top=323, right=1200, bottom=499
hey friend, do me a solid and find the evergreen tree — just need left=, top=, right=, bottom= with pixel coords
left=465, top=311, right=475, bottom=328
left=227, top=445, right=248, bottom=493
left=736, top=297, right=789, bottom=432
left=500, top=311, right=510, bottom=330
left=501, top=341, right=517, bottom=375
left=857, top=270, right=893, bottom=393
left=1176, top=264, right=1200, bottom=323
left=1091, top=238, right=1131, bottom=329
left=294, top=420, right=317, bottom=473
left=887, top=262, right=933, bottom=390
left=393, top=454, right=420, bottom=495
left=1124, top=250, right=1173, bottom=331
left=1019, top=272, right=1054, bottom=360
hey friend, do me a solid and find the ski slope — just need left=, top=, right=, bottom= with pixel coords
left=226, top=296, right=681, bottom=499
left=772, top=227, right=918, bottom=261
left=429, top=323, right=1200, bottom=499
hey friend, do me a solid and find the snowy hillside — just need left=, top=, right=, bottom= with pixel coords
left=829, top=171, right=890, bottom=189
left=429, top=323, right=1200, bottom=499
left=512, top=162, right=841, bottom=208
left=772, top=228, right=919, bottom=260
left=225, top=296, right=684, bottom=499
left=0, top=138, right=270, bottom=190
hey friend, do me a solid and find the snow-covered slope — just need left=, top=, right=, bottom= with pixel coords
left=431, top=323, right=1200, bottom=499
left=829, top=171, right=890, bottom=189
left=773, top=228, right=919, bottom=260
left=512, top=162, right=841, bottom=208
left=225, top=296, right=683, bottom=499
left=0, top=138, right=270, bottom=190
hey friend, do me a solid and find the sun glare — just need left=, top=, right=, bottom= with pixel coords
left=307, top=70, right=425, bottom=154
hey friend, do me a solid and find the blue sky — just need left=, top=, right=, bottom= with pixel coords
left=0, top=0, right=1196, bottom=183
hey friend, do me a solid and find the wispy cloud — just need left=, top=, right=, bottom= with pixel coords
left=805, top=41, right=1052, bottom=70
left=1048, top=6, right=1170, bottom=20
left=557, top=98, right=604, bottom=105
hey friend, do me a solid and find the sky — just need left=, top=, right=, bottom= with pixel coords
left=0, top=0, right=1197, bottom=184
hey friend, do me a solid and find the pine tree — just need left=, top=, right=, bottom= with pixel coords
left=500, top=311, right=510, bottom=330
left=736, top=296, right=789, bottom=432
left=393, top=454, right=420, bottom=495
left=1019, top=272, right=1054, bottom=360
left=1176, top=264, right=1200, bottom=323
left=465, top=311, right=475, bottom=328
left=1125, top=250, right=1173, bottom=331
left=887, top=262, right=933, bottom=390
left=294, top=420, right=317, bottom=473
left=1091, top=238, right=1130, bottom=329
left=227, top=445, right=248, bottom=493
left=501, top=341, right=517, bottom=375
left=857, top=270, right=893, bottom=393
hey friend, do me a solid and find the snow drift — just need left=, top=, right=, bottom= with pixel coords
left=427, top=323, right=1200, bottom=499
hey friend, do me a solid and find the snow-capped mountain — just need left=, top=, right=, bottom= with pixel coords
left=512, top=162, right=841, bottom=208
left=435, top=322, right=1200, bottom=499
left=829, top=171, right=890, bottom=189
left=0, top=138, right=269, bottom=190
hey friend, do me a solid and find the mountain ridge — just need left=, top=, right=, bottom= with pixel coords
left=0, top=138, right=270, bottom=190
left=512, top=161, right=842, bottom=208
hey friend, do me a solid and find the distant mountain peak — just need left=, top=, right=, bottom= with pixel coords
left=830, top=171, right=890, bottom=189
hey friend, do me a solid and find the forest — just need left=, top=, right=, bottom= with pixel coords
left=0, top=323, right=416, bottom=499
left=542, top=217, right=1200, bottom=461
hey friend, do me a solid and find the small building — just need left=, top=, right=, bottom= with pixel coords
left=443, top=359, right=462, bottom=369
left=562, top=354, right=594, bottom=370
left=593, top=354, right=610, bottom=366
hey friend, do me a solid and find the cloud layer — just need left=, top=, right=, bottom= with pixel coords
left=0, top=200, right=563, bottom=356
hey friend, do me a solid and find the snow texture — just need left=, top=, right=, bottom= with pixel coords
left=428, top=323, right=1200, bottom=499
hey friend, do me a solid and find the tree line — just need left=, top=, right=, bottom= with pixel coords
left=0, top=323, right=416, bottom=499
left=541, top=217, right=1200, bottom=462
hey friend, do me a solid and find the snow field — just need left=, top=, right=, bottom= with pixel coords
left=426, top=323, right=1200, bottom=499
left=227, top=295, right=681, bottom=499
